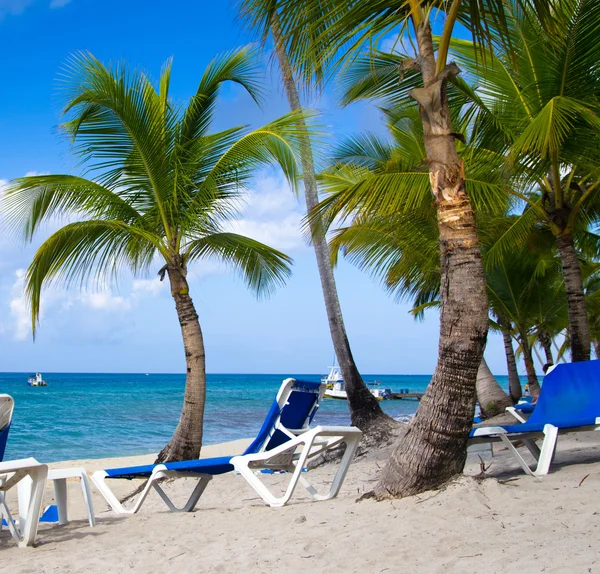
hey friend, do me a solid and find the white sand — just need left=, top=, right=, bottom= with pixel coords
left=2, top=432, right=600, bottom=573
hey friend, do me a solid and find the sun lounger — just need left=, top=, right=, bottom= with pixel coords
left=0, top=395, right=15, bottom=462
left=0, top=457, right=48, bottom=547
left=92, top=378, right=362, bottom=514
left=470, top=361, right=600, bottom=476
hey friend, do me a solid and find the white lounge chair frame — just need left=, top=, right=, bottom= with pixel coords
left=0, top=457, right=48, bottom=547
left=470, top=417, right=600, bottom=476
left=92, top=378, right=362, bottom=514
left=231, top=425, right=362, bottom=507
left=93, top=424, right=361, bottom=514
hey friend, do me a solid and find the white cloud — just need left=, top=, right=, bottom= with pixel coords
left=226, top=173, right=307, bottom=252
left=132, top=278, right=165, bottom=297
left=80, top=290, right=131, bottom=311
left=9, top=269, right=29, bottom=341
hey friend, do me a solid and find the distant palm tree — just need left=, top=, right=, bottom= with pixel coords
left=3, top=48, right=310, bottom=462
left=238, top=2, right=393, bottom=436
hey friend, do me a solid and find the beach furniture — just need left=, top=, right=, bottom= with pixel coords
left=470, top=361, right=600, bottom=476
left=0, top=457, right=48, bottom=547
left=0, top=395, right=15, bottom=462
left=46, top=467, right=96, bottom=527
left=92, top=378, right=362, bottom=514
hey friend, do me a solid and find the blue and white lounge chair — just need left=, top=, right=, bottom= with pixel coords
left=470, top=361, right=600, bottom=476
left=0, top=395, right=49, bottom=547
left=92, top=378, right=362, bottom=514
left=0, top=394, right=14, bottom=462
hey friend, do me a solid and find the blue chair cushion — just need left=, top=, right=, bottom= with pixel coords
left=105, top=456, right=235, bottom=480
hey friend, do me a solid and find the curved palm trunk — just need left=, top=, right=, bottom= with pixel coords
left=556, top=233, right=590, bottom=362
left=157, top=265, right=206, bottom=462
left=374, top=21, right=488, bottom=498
left=537, top=329, right=553, bottom=365
left=476, top=358, right=512, bottom=419
left=499, top=321, right=522, bottom=403
left=271, top=15, right=391, bottom=432
left=519, top=328, right=540, bottom=397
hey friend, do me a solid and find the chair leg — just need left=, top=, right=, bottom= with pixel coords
left=534, top=424, right=559, bottom=476
left=54, top=478, right=68, bottom=525
left=151, top=473, right=212, bottom=512
left=19, top=465, right=48, bottom=548
left=498, top=435, right=536, bottom=476
left=300, top=434, right=361, bottom=502
left=79, top=473, right=96, bottom=527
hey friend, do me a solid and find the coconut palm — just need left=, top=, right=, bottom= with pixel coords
left=450, top=0, right=600, bottom=362
left=2, top=48, right=312, bottom=462
left=237, top=2, right=394, bottom=435
left=260, top=0, right=554, bottom=497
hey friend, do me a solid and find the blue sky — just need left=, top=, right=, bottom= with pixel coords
left=0, top=0, right=523, bottom=375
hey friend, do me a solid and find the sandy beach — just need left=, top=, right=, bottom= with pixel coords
left=1, top=432, right=599, bottom=573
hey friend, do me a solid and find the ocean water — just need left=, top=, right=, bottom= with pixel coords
left=0, top=372, right=513, bottom=463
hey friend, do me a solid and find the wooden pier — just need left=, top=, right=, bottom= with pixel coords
left=389, top=392, right=424, bottom=401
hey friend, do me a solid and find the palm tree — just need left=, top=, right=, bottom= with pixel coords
left=3, top=49, right=311, bottom=462
left=265, top=0, right=553, bottom=497
left=237, top=3, right=394, bottom=435
left=451, top=0, right=600, bottom=361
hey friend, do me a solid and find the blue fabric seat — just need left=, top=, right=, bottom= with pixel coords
left=471, top=361, right=600, bottom=475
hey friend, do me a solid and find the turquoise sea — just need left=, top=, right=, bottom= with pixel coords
left=0, top=372, right=514, bottom=463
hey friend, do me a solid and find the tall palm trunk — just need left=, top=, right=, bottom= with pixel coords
left=476, top=358, right=512, bottom=419
left=519, top=328, right=540, bottom=396
left=499, top=319, right=522, bottom=403
left=157, top=264, right=206, bottom=462
left=537, top=329, right=553, bottom=365
left=374, top=21, right=488, bottom=498
left=271, top=15, right=391, bottom=432
left=556, top=233, right=590, bottom=362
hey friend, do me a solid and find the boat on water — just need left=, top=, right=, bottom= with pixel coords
left=321, top=366, right=391, bottom=400
left=27, top=373, right=48, bottom=387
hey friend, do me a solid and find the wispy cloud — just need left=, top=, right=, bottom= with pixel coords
left=49, top=0, right=70, bottom=7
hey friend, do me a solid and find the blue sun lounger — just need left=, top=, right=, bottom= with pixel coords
left=470, top=361, right=600, bottom=476
left=92, top=378, right=362, bottom=514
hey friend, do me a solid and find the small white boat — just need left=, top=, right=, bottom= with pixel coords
left=321, top=366, right=391, bottom=400
left=27, top=373, right=48, bottom=387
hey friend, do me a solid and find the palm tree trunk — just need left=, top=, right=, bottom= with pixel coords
left=271, top=15, right=392, bottom=433
left=157, top=265, right=206, bottom=462
left=499, top=320, right=522, bottom=403
left=476, top=358, right=512, bottom=419
left=519, top=328, right=540, bottom=396
left=374, top=20, right=489, bottom=498
left=556, top=233, right=590, bottom=362
left=537, top=329, right=553, bottom=365
left=595, top=341, right=600, bottom=359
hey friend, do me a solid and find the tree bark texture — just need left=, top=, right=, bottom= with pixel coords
left=271, top=15, right=391, bottom=432
left=499, top=321, right=522, bottom=403
left=519, top=329, right=540, bottom=396
left=556, top=233, right=590, bottom=362
left=537, top=329, right=553, bottom=365
left=156, top=265, right=206, bottom=462
left=374, top=21, right=489, bottom=498
left=476, top=358, right=512, bottom=419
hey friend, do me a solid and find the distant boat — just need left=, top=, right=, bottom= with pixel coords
left=27, top=373, right=48, bottom=387
left=321, top=366, right=391, bottom=400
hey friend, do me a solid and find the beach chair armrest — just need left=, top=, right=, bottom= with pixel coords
left=233, top=425, right=361, bottom=466
left=506, top=406, right=528, bottom=424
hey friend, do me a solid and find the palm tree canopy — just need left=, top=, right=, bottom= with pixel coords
left=237, top=0, right=553, bottom=87
left=3, top=48, right=314, bottom=333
